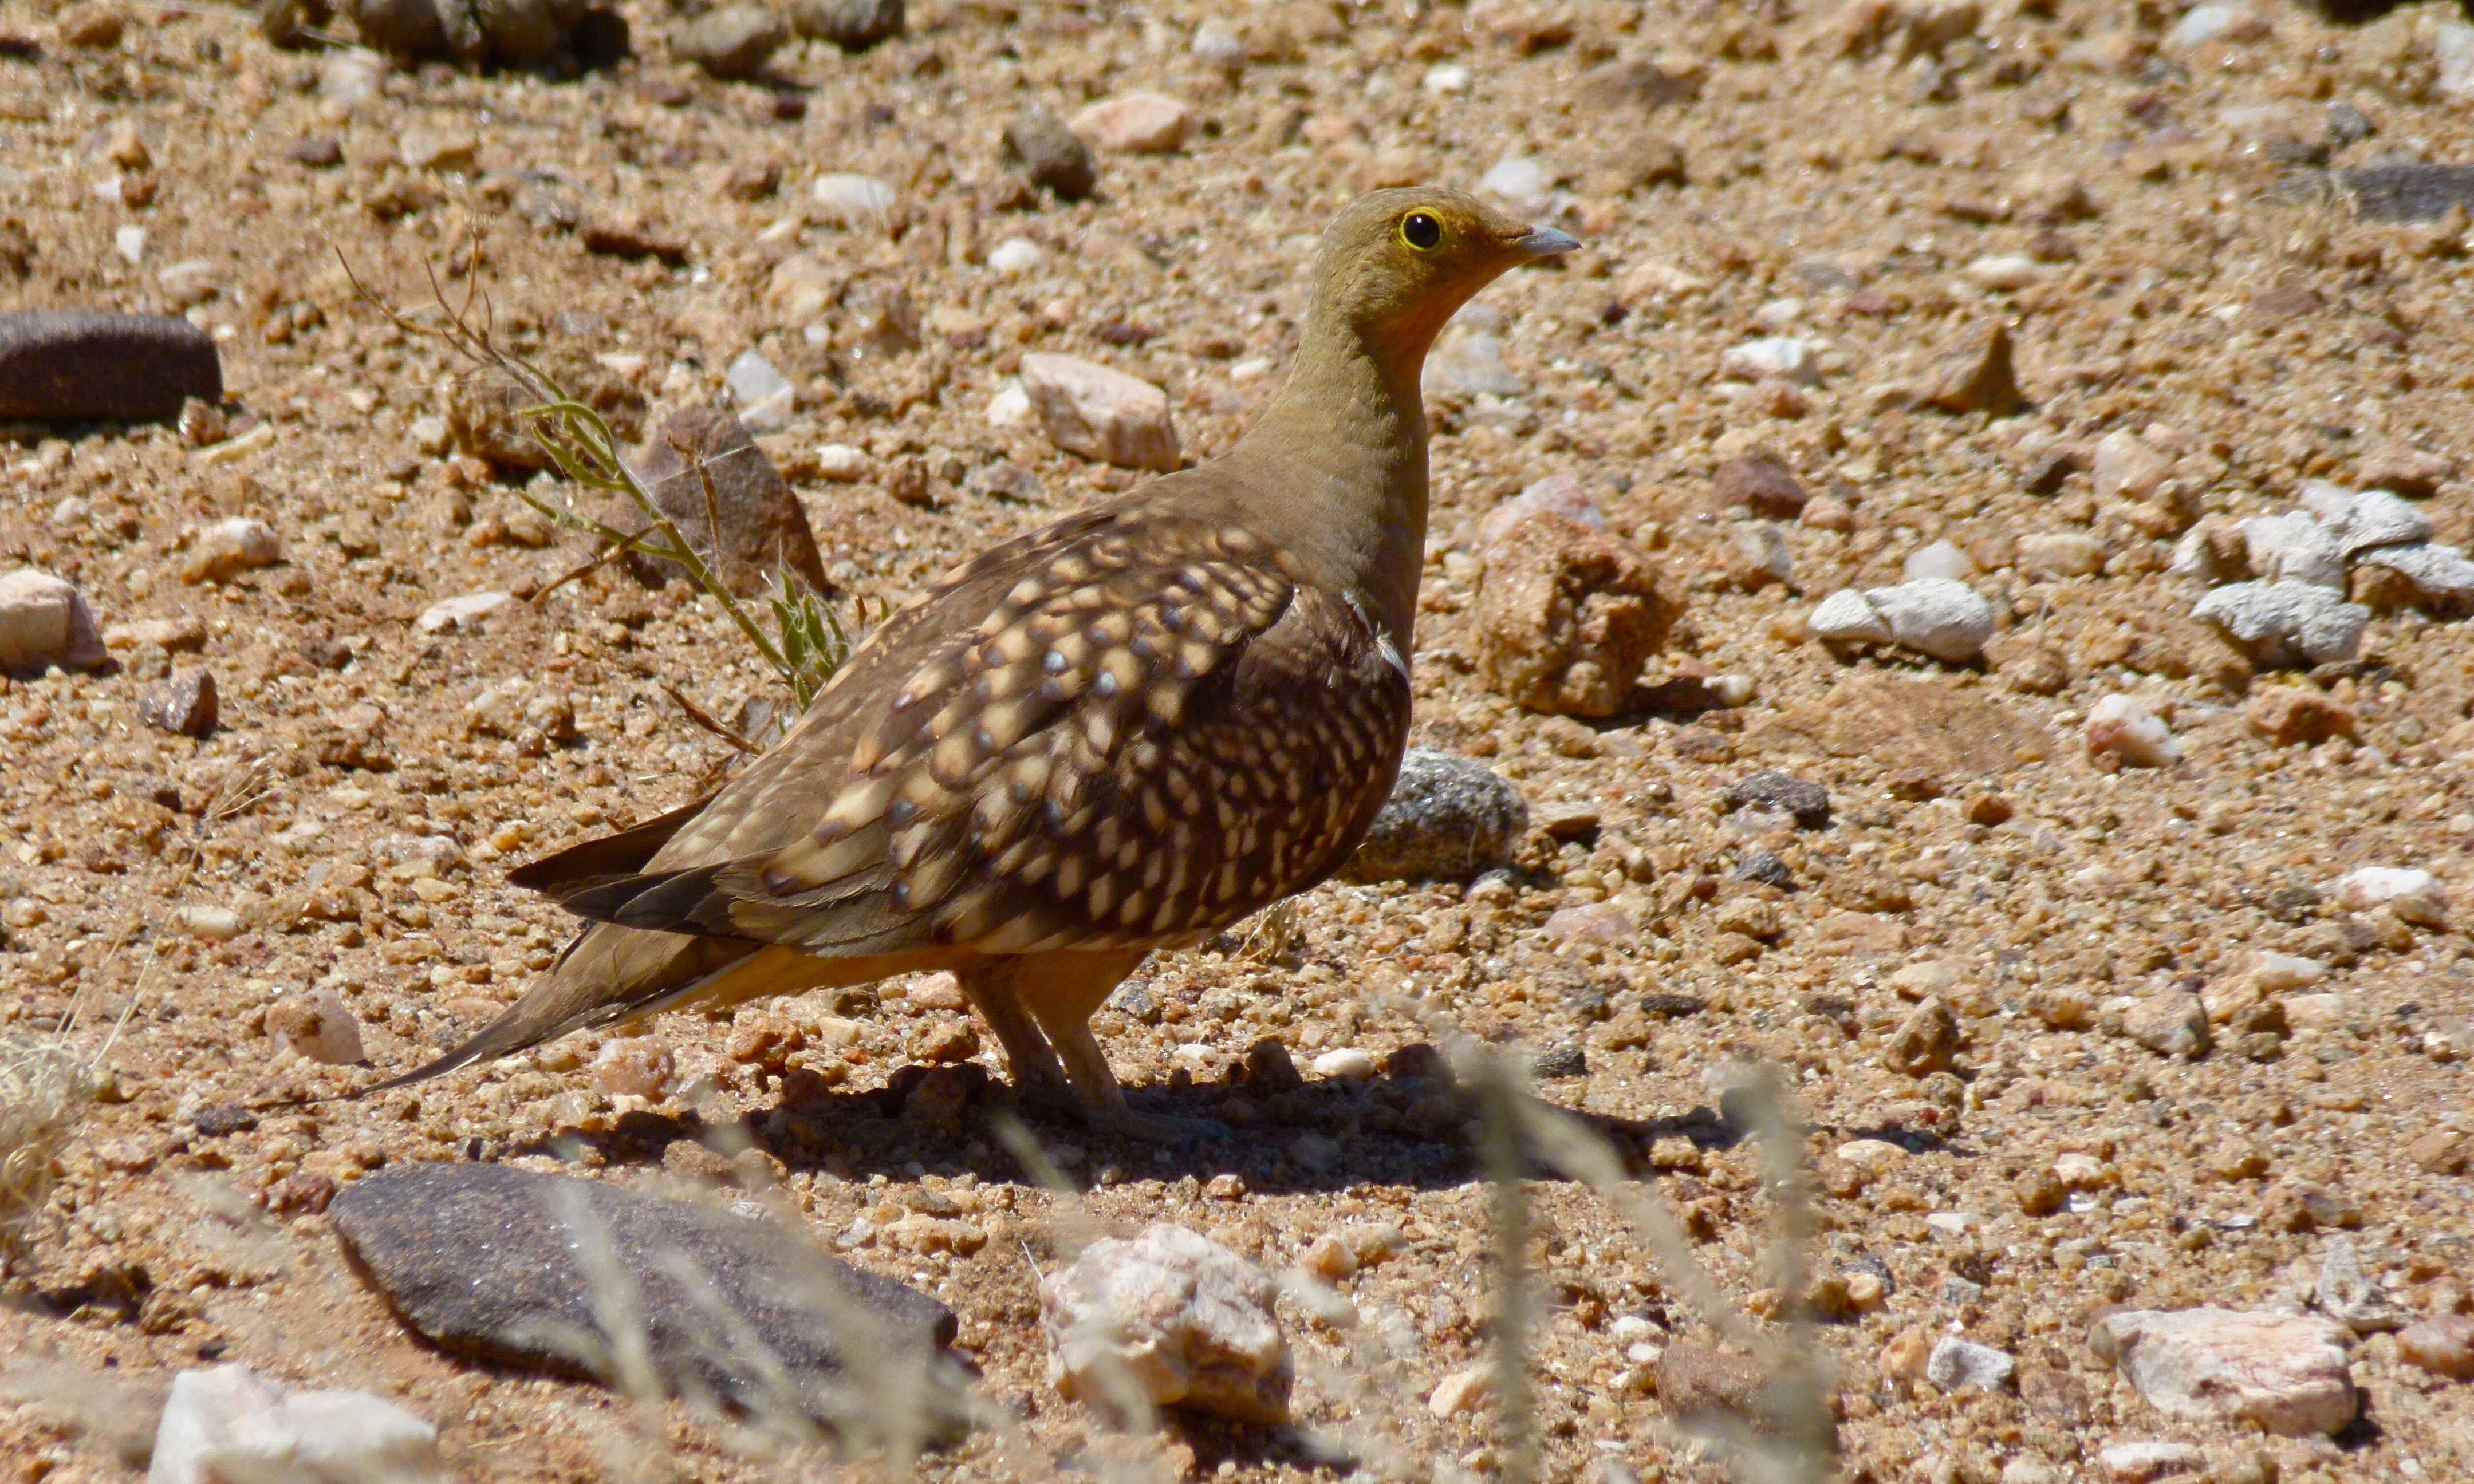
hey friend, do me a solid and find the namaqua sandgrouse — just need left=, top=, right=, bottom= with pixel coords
left=383, top=188, right=1577, bottom=1138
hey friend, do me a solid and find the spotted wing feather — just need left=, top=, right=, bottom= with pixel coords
left=556, top=509, right=1412, bottom=959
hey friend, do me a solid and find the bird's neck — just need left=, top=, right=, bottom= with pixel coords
left=1226, top=318, right=1430, bottom=649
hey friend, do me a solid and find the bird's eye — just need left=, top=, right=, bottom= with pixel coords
left=1399, top=212, right=1443, bottom=251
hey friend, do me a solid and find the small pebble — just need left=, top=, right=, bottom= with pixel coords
left=592, top=1036, right=676, bottom=1099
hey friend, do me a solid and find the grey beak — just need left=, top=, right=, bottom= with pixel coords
left=1514, top=226, right=1581, bottom=258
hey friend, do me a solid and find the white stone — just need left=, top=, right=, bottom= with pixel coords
left=1018, top=353, right=1180, bottom=472
left=813, top=444, right=870, bottom=482
left=2329, top=488, right=2432, bottom=555
left=590, top=1036, right=675, bottom=1099
left=2329, top=867, right=2445, bottom=926
left=2094, top=1308, right=2357, bottom=1437
left=986, top=236, right=1047, bottom=276
left=1865, top=578, right=1995, bottom=663
left=1069, top=93, right=1197, bottom=154
left=173, top=905, right=243, bottom=942
left=1427, top=1364, right=1491, bottom=1418
left=316, top=48, right=387, bottom=107
left=0, top=568, right=107, bottom=672
left=1962, top=255, right=2040, bottom=291
left=1042, top=1223, right=1292, bottom=1424
left=1809, top=587, right=1892, bottom=646
left=810, top=172, right=895, bottom=224
left=2086, top=694, right=2180, bottom=769
left=1190, top=17, right=1246, bottom=66
left=1719, top=336, right=1821, bottom=387
left=1833, top=1138, right=1911, bottom=1171
left=115, top=225, right=147, bottom=265
left=1479, top=155, right=1554, bottom=216
left=1902, top=539, right=1975, bottom=583
left=1310, top=1048, right=1376, bottom=1080
left=724, top=349, right=795, bottom=435
left=409, top=415, right=451, bottom=455
left=180, top=518, right=283, bottom=585
left=2238, top=513, right=2346, bottom=590
left=984, top=381, right=1032, bottom=429
left=147, top=1364, right=444, bottom=1484
left=2098, top=1440, right=2206, bottom=1484
left=2054, top=1152, right=2113, bottom=1189
left=1475, top=472, right=1605, bottom=550
left=2002, top=1458, right=2063, bottom=1484
left=1925, top=1337, right=2016, bottom=1392
left=1754, top=297, right=1803, bottom=329
left=2248, top=952, right=2327, bottom=993
left=2018, top=530, right=2108, bottom=578
left=265, top=990, right=364, bottom=1065
left=2093, top=430, right=2172, bottom=502
left=1619, top=260, right=1708, bottom=303
left=1421, top=64, right=1470, bottom=94
left=414, top=591, right=513, bottom=634
left=2170, top=520, right=2247, bottom=585
left=2357, top=542, right=2474, bottom=607
left=2165, top=4, right=2264, bottom=52
left=2436, top=21, right=2474, bottom=101
left=2191, top=581, right=2367, bottom=668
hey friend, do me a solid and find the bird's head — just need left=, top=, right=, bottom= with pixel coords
left=1307, top=186, right=1578, bottom=369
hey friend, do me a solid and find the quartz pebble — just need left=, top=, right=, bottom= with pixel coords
left=1041, top=1222, right=1291, bottom=1425
left=811, top=173, right=896, bottom=226
left=2191, top=581, right=2366, bottom=668
left=1018, top=353, right=1179, bottom=472
left=0, top=568, right=107, bottom=672
left=148, top=1364, right=444, bottom=1484
left=1925, top=1337, right=2016, bottom=1393
left=265, top=990, right=365, bottom=1065
left=2085, top=694, right=2178, bottom=770
left=179, top=518, right=282, bottom=585
left=1069, top=93, right=1197, bottom=155
left=2098, top=1440, right=2205, bottom=1484
left=2093, top=1308, right=2356, bottom=1436
left=415, top=591, right=512, bottom=634
left=592, top=1036, right=676, bottom=1099
left=2329, top=866, right=2445, bottom=926
left=1719, top=336, right=1821, bottom=387
left=1814, top=579, right=1993, bottom=663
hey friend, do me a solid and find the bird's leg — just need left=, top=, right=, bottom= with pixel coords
left=953, top=960, right=1072, bottom=1113
left=1014, top=950, right=1227, bottom=1144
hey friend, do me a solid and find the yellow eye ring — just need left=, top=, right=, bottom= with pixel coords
left=1399, top=212, right=1443, bottom=251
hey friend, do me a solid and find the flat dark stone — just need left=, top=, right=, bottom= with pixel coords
left=1721, top=771, right=1831, bottom=830
left=0, top=310, right=221, bottom=422
left=1342, top=749, right=1528, bottom=883
left=621, top=406, right=830, bottom=597
left=330, top=1163, right=966, bottom=1438
left=2339, top=164, right=2474, bottom=223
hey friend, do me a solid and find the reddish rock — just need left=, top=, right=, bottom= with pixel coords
left=1708, top=454, right=1808, bottom=518
left=2246, top=687, right=2357, bottom=746
left=2398, top=1316, right=2474, bottom=1382
left=1475, top=513, right=1678, bottom=719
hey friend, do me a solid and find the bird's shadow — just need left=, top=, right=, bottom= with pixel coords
left=513, top=1063, right=1748, bottom=1195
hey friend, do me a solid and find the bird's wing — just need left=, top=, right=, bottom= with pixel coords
left=503, top=791, right=718, bottom=907
left=541, top=503, right=1410, bottom=959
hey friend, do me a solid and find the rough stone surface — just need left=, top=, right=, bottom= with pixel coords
left=2329, top=866, right=2445, bottom=926
left=1809, top=587, right=1893, bottom=646
left=1003, top=106, right=1097, bottom=199
left=1475, top=471, right=1605, bottom=549
left=330, top=1164, right=960, bottom=1428
left=0, top=568, right=107, bottom=672
left=1925, top=1337, right=2016, bottom=1393
left=264, top=990, right=364, bottom=1064
left=0, top=310, right=219, bottom=421
left=1475, top=513, right=1676, bottom=717
left=1344, top=749, right=1527, bottom=882
left=2398, top=1316, right=2474, bottom=1381
left=2340, top=162, right=2474, bottom=223
left=2191, top=581, right=2368, bottom=668
left=2093, top=1308, right=2357, bottom=1436
left=1040, top=1222, right=1291, bottom=1426
left=2355, top=542, right=2474, bottom=612
left=180, top=517, right=282, bottom=585
left=1920, top=319, right=2026, bottom=416
left=787, top=0, right=900, bottom=49
left=148, top=1364, right=444, bottom=1484
left=623, top=407, right=830, bottom=595
left=1864, top=578, right=1995, bottom=663
left=669, top=5, right=785, bottom=81
left=2085, top=694, right=2177, bottom=770
left=2098, top=1440, right=2205, bottom=1484
left=2247, top=687, right=2355, bottom=746
left=1069, top=93, right=1196, bottom=154
left=1708, top=455, right=1808, bottom=518
left=1885, top=997, right=1959, bottom=1076
left=1018, top=353, right=1180, bottom=471
left=2124, top=993, right=2211, bottom=1060
left=1721, top=771, right=1829, bottom=828
left=140, top=668, right=218, bottom=737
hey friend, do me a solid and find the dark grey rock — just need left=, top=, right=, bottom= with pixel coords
left=789, top=0, right=901, bottom=49
left=2325, top=102, right=2377, bottom=149
left=2339, top=164, right=2474, bottom=223
left=1342, top=749, right=1527, bottom=882
left=0, top=311, right=220, bottom=423
left=1003, top=106, right=1098, bottom=201
left=1530, top=1041, right=1587, bottom=1079
left=619, top=406, right=828, bottom=597
left=330, top=1163, right=967, bottom=1439
left=1734, top=851, right=1797, bottom=890
left=348, top=0, right=591, bottom=65
left=140, top=668, right=217, bottom=737
left=1721, top=771, right=1830, bottom=830
left=669, top=2, right=783, bottom=80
